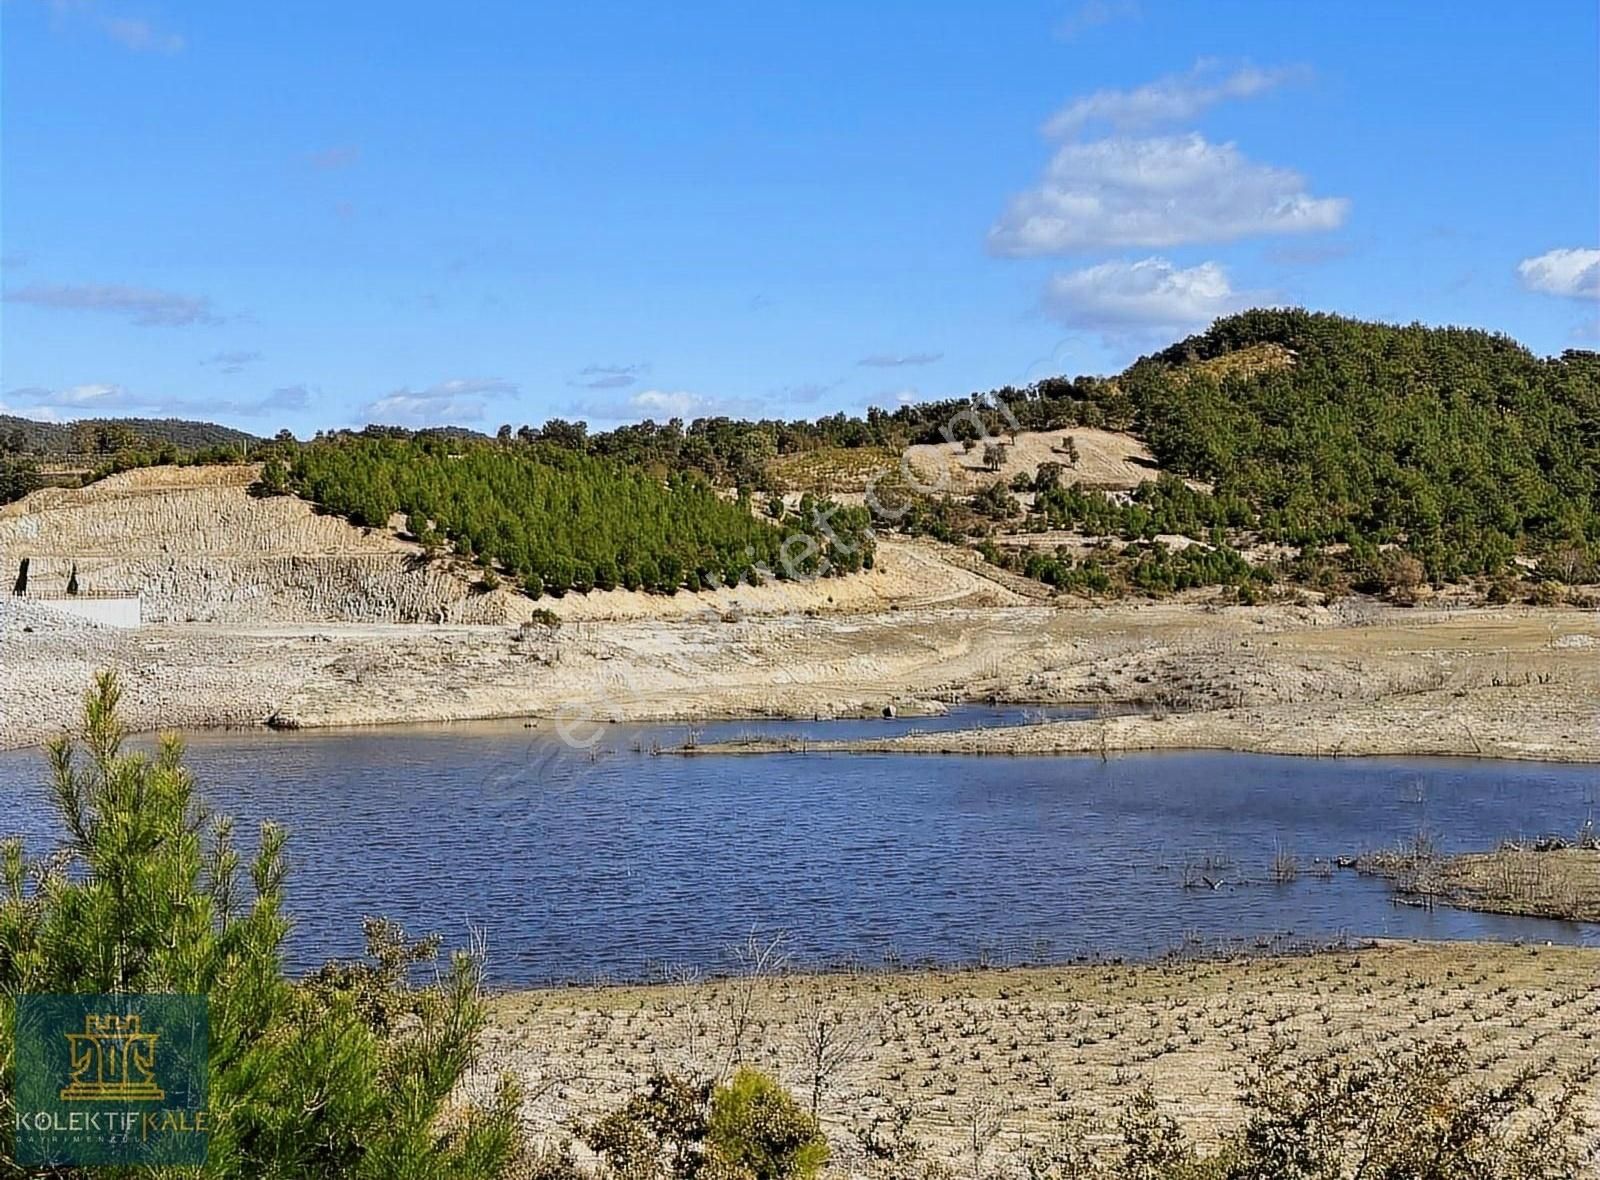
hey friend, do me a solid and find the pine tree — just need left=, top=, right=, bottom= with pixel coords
left=0, top=674, right=521, bottom=1178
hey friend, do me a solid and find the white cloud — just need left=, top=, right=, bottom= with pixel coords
left=569, top=363, right=649, bottom=390
left=1, top=380, right=313, bottom=422
left=858, top=352, right=943, bottom=368
left=989, top=133, right=1348, bottom=255
left=991, top=63, right=1342, bottom=258
left=1043, top=257, right=1252, bottom=334
left=1056, top=0, right=1139, bottom=40
left=630, top=389, right=713, bottom=417
left=1044, top=61, right=1300, bottom=138
left=1517, top=247, right=1600, bottom=299
left=362, top=377, right=517, bottom=426
left=4, top=281, right=219, bottom=326
left=365, top=395, right=485, bottom=426
left=423, top=378, right=517, bottom=399
left=308, top=146, right=361, bottom=171
left=56, top=382, right=127, bottom=406
left=48, top=2, right=183, bottom=53
left=573, top=387, right=765, bottom=424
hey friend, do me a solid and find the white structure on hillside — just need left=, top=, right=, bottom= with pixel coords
left=23, top=593, right=143, bottom=628
left=8, top=557, right=142, bottom=627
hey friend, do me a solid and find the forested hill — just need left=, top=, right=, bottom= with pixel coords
left=1114, top=311, right=1600, bottom=579
left=3, top=311, right=1594, bottom=587
left=0, top=414, right=258, bottom=455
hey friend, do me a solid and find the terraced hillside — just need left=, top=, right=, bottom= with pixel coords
left=0, top=465, right=520, bottom=623
left=0, top=464, right=1018, bottom=627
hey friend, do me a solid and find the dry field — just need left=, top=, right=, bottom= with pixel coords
left=482, top=942, right=1600, bottom=1171
left=902, top=428, right=1167, bottom=494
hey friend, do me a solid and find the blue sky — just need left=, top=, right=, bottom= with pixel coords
left=2, top=0, right=1596, bottom=435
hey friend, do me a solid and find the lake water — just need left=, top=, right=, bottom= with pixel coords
left=2, top=708, right=1597, bottom=984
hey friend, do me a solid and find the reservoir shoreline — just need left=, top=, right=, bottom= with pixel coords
left=8, top=595, right=1600, bottom=762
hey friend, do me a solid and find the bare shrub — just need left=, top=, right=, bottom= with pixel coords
left=1379, top=552, right=1425, bottom=604
left=1230, top=1038, right=1594, bottom=1179
left=959, top=1091, right=1011, bottom=1180
left=1270, top=840, right=1299, bottom=884
left=853, top=1103, right=955, bottom=1180
left=1012, top=1039, right=1594, bottom=1179
left=799, top=995, right=875, bottom=1117
left=722, top=930, right=790, bottom=1071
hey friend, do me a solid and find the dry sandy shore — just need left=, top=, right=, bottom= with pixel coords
left=5, top=591, right=1598, bottom=761
left=480, top=941, right=1600, bottom=1168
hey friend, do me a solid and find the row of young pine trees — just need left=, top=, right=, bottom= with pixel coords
left=1, top=677, right=1592, bottom=1177
left=275, top=435, right=874, bottom=598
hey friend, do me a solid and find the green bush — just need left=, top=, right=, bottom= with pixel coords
left=581, top=1072, right=712, bottom=1180
left=255, top=457, right=290, bottom=496
left=580, top=1069, right=826, bottom=1180
left=708, top=1069, right=828, bottom=1180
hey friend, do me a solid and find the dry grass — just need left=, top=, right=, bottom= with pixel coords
left=767, top=446, right=901, bottom=495
left=480, top=942, right=1600, bottom=1171
left=1172, top=342, right=1296, bottom=385
left=1442, top=848, right=1600, bottom=920
left=1369, top=847, right=1600, bottom=923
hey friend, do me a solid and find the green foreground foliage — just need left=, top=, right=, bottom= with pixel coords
left=0, top=674, right=520, bottom=1179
